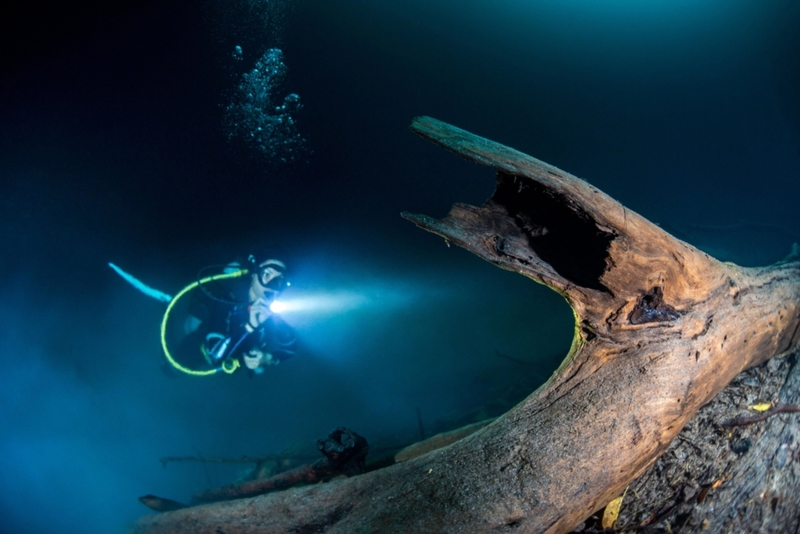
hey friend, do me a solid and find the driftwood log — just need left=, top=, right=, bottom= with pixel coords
left=132, top=117, right=800, bottom=533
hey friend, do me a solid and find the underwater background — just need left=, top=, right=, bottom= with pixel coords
left=1, top=0, right=799, bottom=532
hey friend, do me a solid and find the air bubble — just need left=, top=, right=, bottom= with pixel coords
left=223, top=48, right=307, bottom=164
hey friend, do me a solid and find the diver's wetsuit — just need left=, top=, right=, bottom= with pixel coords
left=173, top=274, right=296, bottom=373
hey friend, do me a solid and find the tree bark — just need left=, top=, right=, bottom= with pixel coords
left=132, top=117, right=800, bottom=534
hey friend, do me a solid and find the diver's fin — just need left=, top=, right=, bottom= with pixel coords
left=108, top=262, right=173, bottom=303
left=139, top=494, right=187, bottom=512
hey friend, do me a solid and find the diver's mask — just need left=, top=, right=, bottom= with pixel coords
left=249, top=256, right=288, bottom=293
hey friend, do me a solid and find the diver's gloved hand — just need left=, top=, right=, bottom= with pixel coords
left=243, top=349, right=276, bottom=372
left=248, top=297, right=272, bottom=328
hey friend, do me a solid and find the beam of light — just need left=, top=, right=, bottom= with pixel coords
left=269, top=291, right=373, bottom=317
left=108, top=262, right=173, bottom=303
left=265, top=283, right=422, bottom=332
left=269, top=300, right=289, bottom=314
left=267, top=283, right=423, bottom=362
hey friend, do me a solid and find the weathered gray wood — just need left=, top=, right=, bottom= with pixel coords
left=711, top=358, right=800, bottom=533
left=132, top=117, right=800, bottom=534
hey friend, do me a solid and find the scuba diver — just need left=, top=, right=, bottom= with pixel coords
left=167, top=254, right=297, bottom=376
left=109, top=251, right=297, bottom=376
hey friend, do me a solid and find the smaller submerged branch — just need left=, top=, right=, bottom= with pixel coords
left=159, top=454, right=317, bottom=468
left=495, top=350, right=534, bottom=366
left=192, top=428, right=369, bottom=504
left=719, top=404, right=800, bottom=429
left=139, top=495, right=188, bottom=513
left=394, top=418, right=496, bottom=463
left=192, top=459, right=340, bottom=503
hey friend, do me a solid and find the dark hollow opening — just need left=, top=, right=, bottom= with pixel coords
left=490, top=171, right=615, bottom=292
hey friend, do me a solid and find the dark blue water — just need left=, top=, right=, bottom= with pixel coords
left=2, top=0, right=798, bottom=532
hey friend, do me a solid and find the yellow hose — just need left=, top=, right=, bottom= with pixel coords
left=160, top=270, right=246, bottom=376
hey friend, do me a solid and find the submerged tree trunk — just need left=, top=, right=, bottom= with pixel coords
left=132, top=117, right=800, bottom=534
